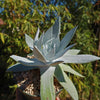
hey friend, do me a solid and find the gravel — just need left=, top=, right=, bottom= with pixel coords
left=14, top=69, right=62, bottom=96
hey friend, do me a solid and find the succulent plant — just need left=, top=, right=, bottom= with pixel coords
left=7, top=17, right=100, bottom=100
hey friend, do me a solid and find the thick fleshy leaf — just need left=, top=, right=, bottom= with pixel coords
left=10, top=55, right=33, bottom=62
left=54, top=65, right=78, bottom=100
left=42, top=38, right=55, bottom=58
left=47, top=61, right=63, bottom=66
left=55, top=55, right=100, bottom=64
left=59, top=64, right=84, bottom=77
left=53, top=44, right=76, bottom=60
left=42, top=38, right=60, bottom=60
left=35, top=32, right=44, bottom=51
left=7, top=63, right=39, bottom=72
left=40, top=67, right=55, bottom=100
left=52, top=17, right=61, bottom=38
left=59, top=26, right=78, bottom=51
left=10, top=55, right=46, bottom=66
left=43, top=17, right=61, bottom=43
left=25, top=34, right=34, bottom=50
left=63, top=49, right=80, bottom=56
left=33, top=46, right=46, bottom=62
left=34, top=27, right=40, bottom=41
left=43, top=26, right=53, bottom=44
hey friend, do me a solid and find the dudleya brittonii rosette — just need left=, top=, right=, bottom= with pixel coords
left=7, top=17, right=100, bottom=100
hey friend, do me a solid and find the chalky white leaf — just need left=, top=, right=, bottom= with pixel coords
left=25, top=34, right=34, bottom=50
left=63, top=49, right=80, bottom=55
left=55, top=55, right=100, bottom=64
left=59, top=64, right=84, bottom=77
left=40, top=67, right=55, bottom=100
left=34, top=27, right=40, bottom=41
left=7, top=63, right=39, bottom=72
left=59, top=26, right=78, bottom=51
left=54, top=65, right=78, bottom=100
left=33, top=46, right=46, bottom=62
left=10, top=55, right=46, bottom=66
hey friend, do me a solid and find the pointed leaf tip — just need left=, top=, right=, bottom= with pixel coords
left=43, top=16, right=61, bottom=43
left=53, top=16, right=61, bottom=38
left=60, top=26, right=78, bottom=50
left=53, top=43, right=76, bottom=60
left=10, top=55, right=46, bottom=66
left=56, top=55, right=100, bottom=64
left=54, top=65, right=78, bottom=100
left=59, top=64, right=84, bottom=77
left=33, top=46, right=46, bottom=62
left=35, top=27, right=40, bottom=41
left=25, top=34, right=34, bottom=50
left=7, top=63, right=39, bottom=72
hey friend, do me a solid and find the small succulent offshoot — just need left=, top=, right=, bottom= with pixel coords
left=7, top=17, right=100, bottom=100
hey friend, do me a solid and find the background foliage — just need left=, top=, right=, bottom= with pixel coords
left=0, top=0, right=100, bottom=100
